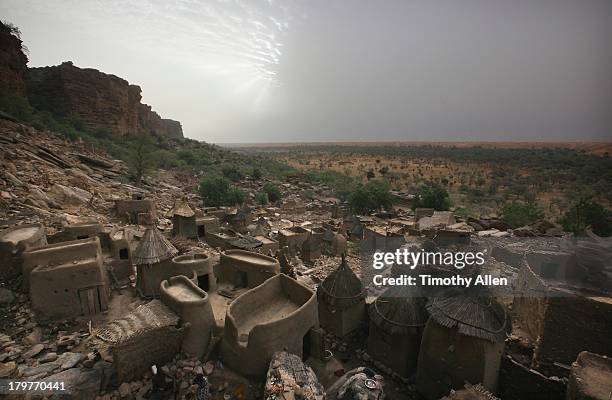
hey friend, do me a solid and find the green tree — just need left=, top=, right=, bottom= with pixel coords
left=412, top=184, right=451, bottom=211
left=198, top=175, right=244, bottom=207
left=347, top=180, right=392, bottom=214
left=128, top=134, right=155, bottom=186
left=500, top=202, right=544, bottom=228
left=559, top=197, right=612, bottom=237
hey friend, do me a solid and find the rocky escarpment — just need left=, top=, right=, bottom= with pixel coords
left=0, top=22, right=28, bottom=97
left=28, top=62, right=183, bottom=138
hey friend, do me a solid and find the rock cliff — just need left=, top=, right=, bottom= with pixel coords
left=0, top=22, right=28, bottom=97
left=28, top=62, right=183, bottom=138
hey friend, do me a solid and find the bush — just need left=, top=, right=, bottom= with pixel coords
left=500, top=202, right=544, bottom=228
left=199, top=175, right=244, bottom=207
left=222, top=166, right=243, bottom=182
left=251, top=167, right=262, bottom=180
left=262, top=182, right=282, bottom=202
left=412, top=184, right=451, bottom=211
left=255, top=191, right=269, bottom=205
left=559, top=197, right=612, bottom=237
left=347, top=180, right=392, bottom=214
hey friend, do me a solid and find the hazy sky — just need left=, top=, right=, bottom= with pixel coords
left=2, top=0, right=611, bottom=142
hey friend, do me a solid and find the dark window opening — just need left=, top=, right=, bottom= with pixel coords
left=237, top=271, right=248, bottom=288
left=198, top=274, right=210, bottom=292
left=119, top=248, right=129, bottom=260
left=198, top=225, right=206, bottom=237
left=302, top=330, right=312, bottom=361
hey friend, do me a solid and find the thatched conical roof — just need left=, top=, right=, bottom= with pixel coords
left=426, top=288, right=510, bottom=343
left=133, top=225, right=178, bottom=265
left=318, top=255, right=364, bottom=309
left=170, top=200, right=195, bottom=218
left=369, top=285, right=429, bottom=335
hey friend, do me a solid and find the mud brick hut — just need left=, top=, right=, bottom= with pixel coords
left=114, top=198, right=156, bottom=223
left=171, top=253, right=216, bottom=292
left=170, top=199, right=197, bottom=239
left=47, top=220, right=102, bottom=244
left=567, top=351, right=612, bottom=400
left=254, top=235, right=279, bottom=253
left=227, top=206, right=251, bottom=233
left=301, top=232, right=322, bottom=262
left=205, top=228, right=239, bottom=250
left=416, top=290, right=511, bottom=400
left=367, top=285, right=429, bottom=377
left=363, top=225, right=406, bottom=253
left=418, top=211, right=456, bottom=232
left=317, top=255, right=366, bottom=337
left=160, top=275, right=215, bottom=358
left=218, top=249, right=280, bottom=289
left=25, top=237, right=109, bottom=321
left=133, top=223, right=179, bottom=297
left=220, top=274, right=319, bottom=378
left=195, top=215, right=219, bottom=238
left=278, top=226, right=309, bottom=256
left=0, top=223, right=46, bottom=279
left=513, top=249, right=612, bottom=376
left=92, top=300, right=182, bottom=381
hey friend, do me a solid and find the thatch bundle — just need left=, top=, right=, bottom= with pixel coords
left=169, top=199, right=195, bottom=218
left=426, top=289, right=510, bottom=343
left=318, top=255, right=364, bottom=310
left=133, top=225, right=178, bottom=265
left=369, top=285, right=429, bottom=335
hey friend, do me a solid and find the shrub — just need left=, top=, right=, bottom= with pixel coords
left=500, top=202, right=544, bottom=228
left=262, top=182, right=282, bottom=202
left=559, top=197, right=611, bottom=237
left=412, top=184, right=451, bottom=211
left=251, top=167, right=262, bottom=180
left=199, top=175, right=244, bottom=207
left=222, top=166, right=243, bottom=182
left=255, top=191, right=269, bottom=205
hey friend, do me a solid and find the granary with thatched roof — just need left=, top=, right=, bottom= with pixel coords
left=367, top=285, right=429, bottom=377
left=170, top=199, right=197, bottom=239
left=134, top=224, right=179, bottom=297
left=416, top=288, right=511, bottom=400
left=317, top=255, right=366, bottom=337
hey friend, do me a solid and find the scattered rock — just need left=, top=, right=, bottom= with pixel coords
left=48, top=183, right=92, bottom=206
left=0, top=361, right=17, bottom=378
left=39, top=352, right=59, bottom=363
left=57, top=352, right=86, bottom=370
left=23, top=343, right=45, bottom=358
left=118, top=382, right=131, bottom=397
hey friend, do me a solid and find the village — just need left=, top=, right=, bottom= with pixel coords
left=0, top=113, right=611, bottom=400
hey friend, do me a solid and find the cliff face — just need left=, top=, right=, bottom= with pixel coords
left=28, top=62, right=183, bottom=138
left=0, top=22, right=28, bottom=96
